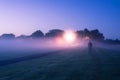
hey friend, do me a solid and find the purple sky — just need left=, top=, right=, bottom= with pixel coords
left=0, top=0, right=120, bottom=39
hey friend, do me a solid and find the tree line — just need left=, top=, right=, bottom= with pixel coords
left=0, top=28, right=119, bottom=44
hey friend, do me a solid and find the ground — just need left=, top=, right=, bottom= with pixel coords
left=0, top=46, right=120, bottom=80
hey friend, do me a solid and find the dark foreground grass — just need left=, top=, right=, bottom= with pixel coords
left=0, top=47, right=120, bottom=80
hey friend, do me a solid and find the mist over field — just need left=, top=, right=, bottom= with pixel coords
left=0, top=39, right=119, bottom=60
left=0, top=38, right=120, bottom=80
left=0, top=0, right=120, bottom=79
left=0, top=39, right=61, bottom=60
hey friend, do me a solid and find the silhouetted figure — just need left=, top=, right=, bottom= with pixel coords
left=88, top=41, right=93, bottom=53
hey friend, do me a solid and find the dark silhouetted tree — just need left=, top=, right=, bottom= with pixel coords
left=45, top=29, right=64, bottom=37
left=76, top=28, right=90, bottom=38
left=84, top=28, right=90, bottom=37
left=90, top=29, right=104, bottom=40
left=76, top=30, right=84, bottom=38
left=105, top=39, right=120, bottom=44
left=17, top=35, right=30, bottom=39
left=0, top=33, right=15, bottom=39
left=76, top=28, right=104, bottom=41
left=30, top=30, right=44, bottom=39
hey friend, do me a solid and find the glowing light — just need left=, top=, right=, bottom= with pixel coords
left=63, top=30, right=77, bottom=44
left=85, top=36, right=90, bottom=40
left=55, top=37, right=64, bottom=45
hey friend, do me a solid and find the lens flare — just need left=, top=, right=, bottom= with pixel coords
left=63, top=30, right=77, bottom=44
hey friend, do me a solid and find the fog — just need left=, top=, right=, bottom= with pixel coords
left=0, top=38, right=63, bottom=50
left=91, top=41, right=120, bottom=51
left=0, top=38, right=119, bottom=60
left=0, top=38, right=119, bottom=52
left=0, top=38, right=65, bottom=60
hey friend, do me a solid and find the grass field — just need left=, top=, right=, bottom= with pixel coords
left=0, top=45, right=120, bottom=80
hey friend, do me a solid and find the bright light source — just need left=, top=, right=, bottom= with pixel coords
left=63, top=30, right=77, bottom=44
left=85, top=36, right=90, bottom=40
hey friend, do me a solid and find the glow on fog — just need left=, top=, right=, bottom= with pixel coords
left=55, top=30, right=78, bottom=47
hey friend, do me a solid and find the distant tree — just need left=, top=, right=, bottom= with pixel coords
left=105, top=39, right=120, bottom=44
left=76, top=28, right=104, bottom=41
left=45, top=29, right=64, bottom=37
left=84, top=28, right=90, bottom=37
left=30, top=30, right=44, bottom=39
left=115, top=39, right=120, bottom=43
left=76, top=30, right=84, bottom=38
left=17, top=35, right=30, bottom=39
left=90, top=29, right=104, bottom=41
left=0, top=33, right=15, bottom=39
left=76, top=28, right=90, bottom=38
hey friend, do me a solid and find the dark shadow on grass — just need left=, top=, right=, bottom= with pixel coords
left=0, top=50, right=62, bottom=67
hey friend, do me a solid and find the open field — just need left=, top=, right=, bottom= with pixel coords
left=0, top=44, right=120, bottom=80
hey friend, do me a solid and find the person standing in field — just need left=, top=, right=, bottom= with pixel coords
left=88, top=41, right=93, bottom=53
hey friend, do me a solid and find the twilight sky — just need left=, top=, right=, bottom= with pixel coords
left=0, top=0, right=120, bottom=39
